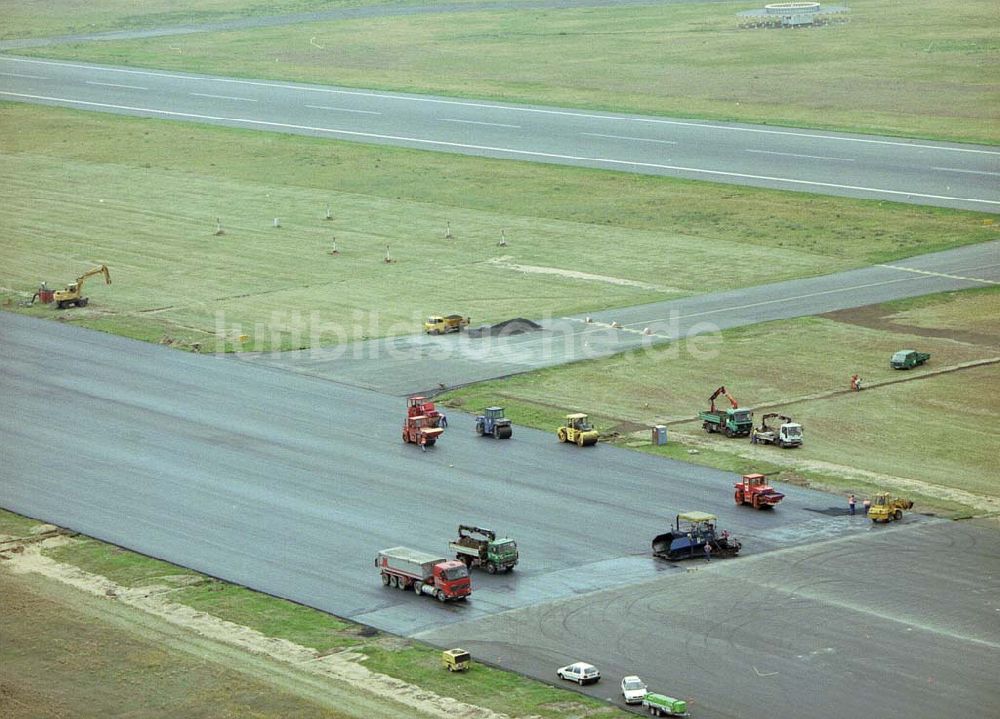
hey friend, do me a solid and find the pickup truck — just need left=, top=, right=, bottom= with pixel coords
left=891, top=349, right=930, bottom=369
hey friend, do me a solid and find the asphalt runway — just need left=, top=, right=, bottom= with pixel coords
left=2, top=313, right=997, bottom=718
left=237, top=241, right=1000, bottom=394
left=2, top=55, right=997, bottom=212
left=420, top=519, right=1000, bottom=719
left=1, top=312, right=877, bottom=636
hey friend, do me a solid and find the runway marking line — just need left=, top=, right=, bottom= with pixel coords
left=441, top=118, right=520, bottom=128
left=85, top=80, right=148, bottom=90
left=877, top=264, right=998, bottom=285
left=305, top=104, right=381, bottom=115
left=1, top=90, right=997, bottom=208
left=581, top=132, right=678, bottom=145
left=190, top=92, right=257, bottom=102
left=747, top=148, right=855, bottom=162
left=4, top=57, right=1000, bottom=157
left=931, top=166, right=1000, bottom=177
left=1, top=71, right=48, bottom=79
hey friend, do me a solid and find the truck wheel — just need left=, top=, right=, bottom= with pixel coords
left=724, top=426, right=734, bottom=438
left=557, top=429, right=567, bottom=443
left=381, top=573, right=390, bottom=586
left=752, top=494, right=761, bottom=510
left=486, top=563, right=497, bottom=574
left=734, top=491, right=743, bottom=505
left=894, top=509, right=903, bottom=521
left=436, top=590, right=446, bottom=602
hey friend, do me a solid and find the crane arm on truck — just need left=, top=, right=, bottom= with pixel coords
left=457, top=525, right=496, bottom=542
left=708, top=385, right=739, bottom=412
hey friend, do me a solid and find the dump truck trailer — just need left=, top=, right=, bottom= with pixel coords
left=376, top=547, right=471, bottom=602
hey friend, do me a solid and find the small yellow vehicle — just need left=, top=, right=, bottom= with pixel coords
left=868, top=492, right=913, bottom=523
left=442, top=648, right=471, bottom=672
left=557, top=413, right=599, bottom=447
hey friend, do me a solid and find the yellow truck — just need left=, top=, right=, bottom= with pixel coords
left=424, top=314, right=470, bottom=335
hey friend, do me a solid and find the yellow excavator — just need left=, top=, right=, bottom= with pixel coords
left=53, top=264, right=111, bottom=309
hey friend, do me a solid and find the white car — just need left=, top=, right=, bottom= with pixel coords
left=557, top=662, right=601, bottom=685
left=621, top=675, right=648, bottom=704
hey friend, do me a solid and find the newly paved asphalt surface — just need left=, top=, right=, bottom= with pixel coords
left=2, top=312, right=998, bottom=719
left=238, top=240, right=1000, bottom=394
left=2, top=55, right=998, bottom=212
left=421, top=519, right=1000, bottom=719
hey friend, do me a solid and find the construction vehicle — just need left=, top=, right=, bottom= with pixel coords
left=642, top=693, right=689, bottom=717
left=475, top=407, right=512, bottom=439
left=734, top=473, right=785, bottom=509
left=403, top=415, right=443, bottom=450
left=698, top=386, right=753, bottom=438
left=868, top=493, right=914, bottom=523
left=407, top=396, right=442, bottom=424
left=403, top=396, right=444, bottom=449
left=891, top=349, right=930, bottom=370
left=652, top=512, right=741, bottom=561
left=750, top=413, right=803, bottom=448
left=53, top=264, right=111, bottom=309
left=557, top=413, right=599, bottom=446
left=442, top=648, right=471, bottom=672
left=375, top=547, right=472, bottom=602
left=424, top=314, right=470, bottom=335
left=449, top=525, right=518, bottom=574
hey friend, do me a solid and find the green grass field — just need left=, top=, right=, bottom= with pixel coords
left=440, top=288, right=1000, bottom=511
left=10, top=0, right=999, bottom=143
left=2, top=103, right=993, bottom=351
left=0, top=0, right=503, bottom=40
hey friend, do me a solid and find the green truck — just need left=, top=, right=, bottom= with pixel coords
left=642, top=693, right=689, bottom=717
left=699, top=406, right=753, bottom=437
left=699, top=385, right=753, bottom=438
left=891, top=349, right=930, bottom=369
left=449, top=525, right=519, bottom=574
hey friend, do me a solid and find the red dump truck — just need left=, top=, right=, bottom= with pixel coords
left=375, top=547, right=472, bottom=602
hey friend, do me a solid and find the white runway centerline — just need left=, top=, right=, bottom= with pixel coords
left=85, top=80, right=148, bottom=90
left=747, top=149, right=855, bottom=162
left=932, top=166, right=1000, bottom=177
left=1, top=72, right=47, bottom=79
left=582, top=132, right=677, bottom=145
left=305, top=104, right=381, bottom=115
left=440, top=118, right=521, bottom=128
left=190, top=92, right=257, bottom=102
